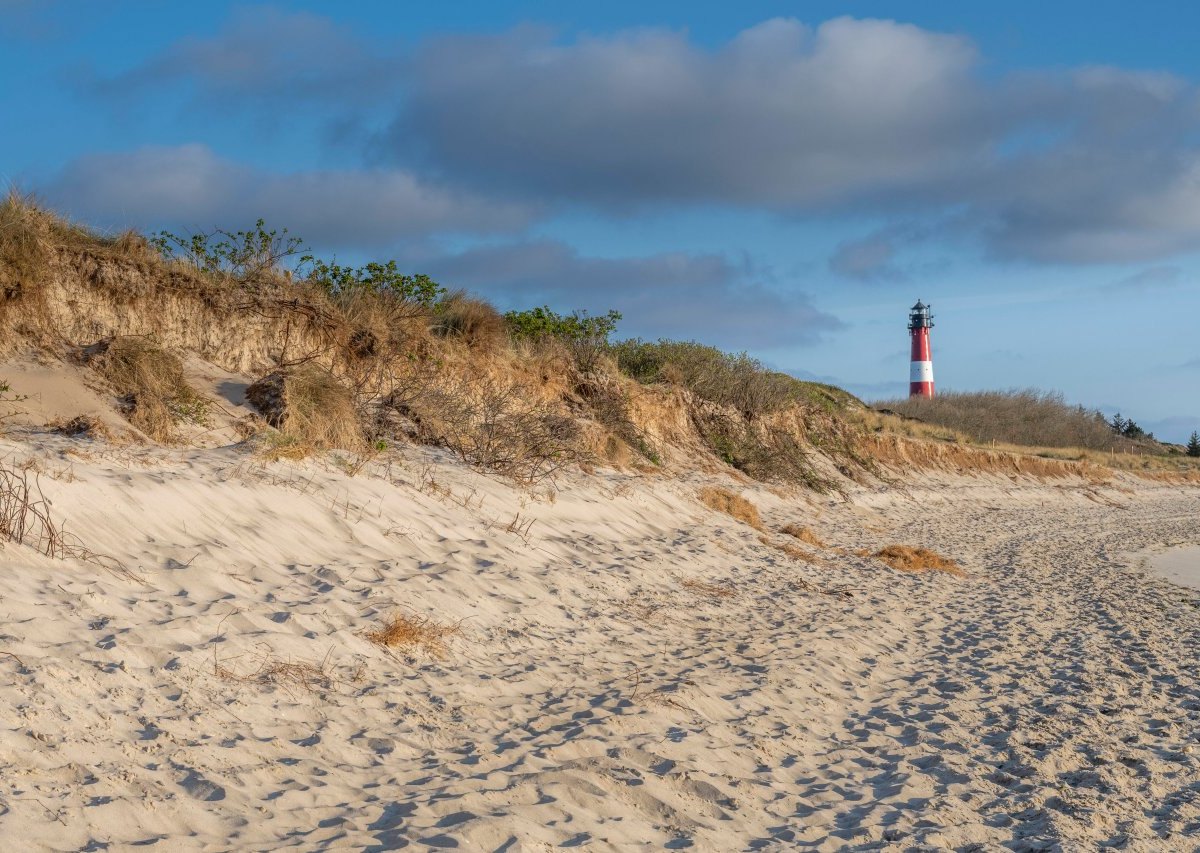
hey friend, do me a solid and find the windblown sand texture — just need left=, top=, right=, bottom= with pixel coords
left=0, top=430, right=1198, bottom=850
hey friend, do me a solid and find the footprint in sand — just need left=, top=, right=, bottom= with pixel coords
left=179, top=770, right=226, bottom=802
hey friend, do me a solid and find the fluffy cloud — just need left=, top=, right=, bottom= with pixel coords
left=65, top=11, right=1200, bottom=265
left=392, top=18, right=992, bottom=208
left=78, top=6, right=404, bottom=107
left=43, top=144, right=536, bottom=249
left=384, top=17, right=1200, bottom=263
left=423, top=240, right=840, bottom=349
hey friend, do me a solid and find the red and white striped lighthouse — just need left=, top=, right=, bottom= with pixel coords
left=908, top=300, right=935, bottom=398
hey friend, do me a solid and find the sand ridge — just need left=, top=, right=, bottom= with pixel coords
left=0, top=433, right=1198, bottom=850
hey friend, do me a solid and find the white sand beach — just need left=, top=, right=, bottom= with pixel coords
left=1, top=431, right=1198, bottom=850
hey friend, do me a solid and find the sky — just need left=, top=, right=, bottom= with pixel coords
left=2, top=1, right=1199, bottom=441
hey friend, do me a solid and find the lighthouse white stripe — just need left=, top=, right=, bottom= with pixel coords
left=910, top=360, right=934, bottom=383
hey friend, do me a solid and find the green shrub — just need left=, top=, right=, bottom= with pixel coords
left=151, top=218, right=444, bottom=306
left=505, top=306, right=621, bottom=375
left=151, top=219, right=305, bottom=285
left=306, top=259, right=444, bottom=305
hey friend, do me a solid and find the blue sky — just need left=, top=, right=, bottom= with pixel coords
left=3, top=1, right=1199, bottom=441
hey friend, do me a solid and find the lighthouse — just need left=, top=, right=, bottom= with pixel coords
left=908, top=300, right=935, bottom=398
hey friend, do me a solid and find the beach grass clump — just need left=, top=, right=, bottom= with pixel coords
left=872, top=545, right=963, bottom=576
left=431, top=290, right=507, bottom=351
left=697, top=486, right=764, bottom=530
left=0, top=191, right=122, bottom=293
left=780, top=523, right=826, bottom=548
left=49, top=414, right=111, bottom=441
left=90, top=336, right=209, bottom=442
left=246, top=365, right=364, bottom=453
left=364, top=612, right=461, bottom=657
left=613, top=338, right=860, bottom=416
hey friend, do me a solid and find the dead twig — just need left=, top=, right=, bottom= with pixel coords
left=0, top=650, right=29, bottom=671
left=0, top=463, right=140, bottom=583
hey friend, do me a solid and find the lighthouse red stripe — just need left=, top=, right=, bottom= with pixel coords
left=910, top=328, right=932, bottom=362
left=909, top=325, right=934, bottom=398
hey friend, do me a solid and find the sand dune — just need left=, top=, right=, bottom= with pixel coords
left=0, top=431, right=1198, bottom=850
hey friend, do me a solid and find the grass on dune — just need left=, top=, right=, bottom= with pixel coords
left=364, top=612, right=461, bottom=657
left=697, top=486, right=764, bottom=530
left=871, top=545, right=963, bottom=576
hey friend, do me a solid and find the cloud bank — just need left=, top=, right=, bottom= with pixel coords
left=76, top=12, right=1200, bottom=266
left=45, top=144, right=535, bottom=249
left=384, top=17, right=1200, bottom=264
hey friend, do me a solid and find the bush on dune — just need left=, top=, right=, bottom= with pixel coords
left=876, top=389, right=1152, bottom=452
left=612, top=338, right=861, bottom=416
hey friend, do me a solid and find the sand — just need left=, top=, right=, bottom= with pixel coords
left=1144, top=545, right=1200, bottom=591
left=1, top=431, right=1199, bottom=850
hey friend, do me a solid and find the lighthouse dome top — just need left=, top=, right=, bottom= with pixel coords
left=907, top=299, right=934, bottom=330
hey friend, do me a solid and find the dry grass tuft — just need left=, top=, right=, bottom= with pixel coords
left=681, top=578, right=737, bottom=599
left=364, top=612, right=461, bottom=657
left=214, top=650, right=333, bottom=694
left=432, top=290, right=507, bottom=350
left=697, top=486, right=764, bottom=530
left=780, top=523, right=825, bottom=548
left=0, top=461, right=137, bottom=580
left=759, top=535, right=814, bottom=562
left=872, top=545, right=963, bottom=576
left=88, top=336, right=208, bottom=442
left=255, top=431, right=313, bottom=461
left=49, top=414, right=112, bottom=441
left=247, top=365, right=364, bottom=453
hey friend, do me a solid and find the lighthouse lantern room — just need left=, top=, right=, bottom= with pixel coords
left=908, top=300, right=935, bottom=398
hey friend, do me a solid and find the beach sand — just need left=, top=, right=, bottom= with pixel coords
left=0, top=433, right=1198, bottom=850
left=1145, top=545, right=1200, bottom=592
